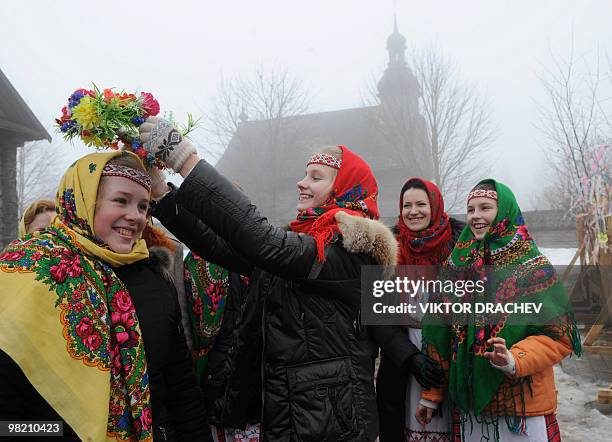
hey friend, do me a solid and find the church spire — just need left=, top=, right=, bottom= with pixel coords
left=377, top=15, right=420, bottom=109
left=386, top=13, right=407, bottom=66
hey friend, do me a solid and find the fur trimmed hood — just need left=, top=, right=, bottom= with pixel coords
left=335, top=211, right=398, bottom=267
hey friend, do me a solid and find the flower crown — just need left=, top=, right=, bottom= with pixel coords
left=56, top=85, right=199, bottom=170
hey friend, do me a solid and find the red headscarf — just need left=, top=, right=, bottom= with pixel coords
left=396, top=177, right=453, bottom=266
left=290, top=145, right=379, bottom=261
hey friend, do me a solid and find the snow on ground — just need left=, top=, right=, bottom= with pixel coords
left=540, top=248, right=578, bottom=266
left=541, top=247, right=612, bottom=440
left=555, top=365, right=612, bottom=441
left=509, top=246, right=612, bottom=439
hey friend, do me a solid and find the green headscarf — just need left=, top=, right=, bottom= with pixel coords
left=422, top=179, right=581, bottom=421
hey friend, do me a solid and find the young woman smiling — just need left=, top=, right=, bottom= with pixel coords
left=419, top=179, right=581, bottom=442
left=376, top=178, right=464, bottom=442
left=0, top=152, right=211, bottom=441
left=141, top=115, right=398, bottom=441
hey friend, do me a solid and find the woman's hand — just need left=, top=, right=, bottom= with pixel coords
left=484, top=337, right=511, bottom=366
left=139, top=116, right=198, bottom=173
left=406, top=352, right=444, bottom=390
left=415, top=403, right=435, bottom=425
left=148, top=167, right=171, bottom=201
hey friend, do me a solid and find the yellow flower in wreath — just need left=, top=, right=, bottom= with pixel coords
left=82, top=133, right=104, bottom=147
left=72, top=97, right=100, bottom=130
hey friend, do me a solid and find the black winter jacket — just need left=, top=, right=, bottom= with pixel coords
left=0, top=255, right=211, bottom=442
left=153, top=160, right=399, bottom=441
left=376, top=217, right=466, bottom=442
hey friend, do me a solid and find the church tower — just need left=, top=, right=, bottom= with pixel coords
left=377, top=15, right=420, bottom=112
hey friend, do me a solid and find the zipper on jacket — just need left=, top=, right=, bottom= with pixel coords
left=260, top=280, right=268, bottom=439
left=157, top=425, right=168, bottom=441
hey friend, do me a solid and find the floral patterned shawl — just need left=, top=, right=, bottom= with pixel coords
left=422, top=179, right=581, bottom=434
left=0, top=151, right=153, bottom=441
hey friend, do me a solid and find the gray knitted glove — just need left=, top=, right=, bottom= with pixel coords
left=139, top=116, right=197, bottom=172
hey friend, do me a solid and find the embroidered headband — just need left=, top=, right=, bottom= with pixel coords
left=101, top=164, right=152, bottom=191
left=467, top=189, right=498, bottom=202
left=307, top=153, right=342, bottom=170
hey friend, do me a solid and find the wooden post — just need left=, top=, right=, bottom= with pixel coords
left=576, top=214, right=586, bottom=266
left=0, top=139, right=18, bottom=249
left=583, top=215, right=611, bottom=352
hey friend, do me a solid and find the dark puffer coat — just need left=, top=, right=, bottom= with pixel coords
left=152, top=159, right=398, bottom=441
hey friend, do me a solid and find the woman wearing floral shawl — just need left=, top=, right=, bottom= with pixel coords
left=0, top=151, right=210, bottom=441
left=419, top=179, right=581, bottom=442
left=18, top=199, right=56, bottom=239
left=377, top=178, right=465, bottom=441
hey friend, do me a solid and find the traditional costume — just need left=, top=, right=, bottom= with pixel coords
left=379, top=178, right=463, bottom=442
left=422, top=179, right=581, bottom=442
left=0, top=152, right=209, bottom=441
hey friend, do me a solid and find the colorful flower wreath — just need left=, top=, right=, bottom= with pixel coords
left=56, top=86, right=196, bottom=169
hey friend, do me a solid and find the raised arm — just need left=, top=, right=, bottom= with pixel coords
left=152, top=185, right=253, bottom=276
left=174, top=159, right=320, bottom=279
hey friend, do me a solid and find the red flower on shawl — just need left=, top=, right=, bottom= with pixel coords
left=475, top=328, right=485, bottom=343
left=111, top=290, right=133, bottom=312
left=111, top=344, right=122, bottom=376
left=50, top=264, right=68, bottom=283
left=83, top=333, right=103, bottom=351
left=140, top=408, right=153, bottom=430
left=496, top=276, right=520, bottom=302
left=111, top=311, right=139, bottom=347
left=491, top=218, right=509, bottom=236
left=50, top=250, right=82, bottom=283
left=76, top=317, right=94, bottom=338
left=516, top=225, right=531, bottom=240
left=110, top=404, right=123, bottom=416
left=206, top=281, right=224, bottom=314
left=192, top=297, right=203, bottom=316
left=1, top=250, right=25, bottom=261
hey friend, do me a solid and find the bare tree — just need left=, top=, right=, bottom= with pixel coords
left=414, top=48, right=497, bottom=209
left=536, top=42, right=612, bottom=261
left=204, top=65, right=312, bottom=219
left=366, top=47, right=497, bottom=210
left=206, top=65, right=311, bottom=157
left=536, top=44, right=609, bottom=210
left=16, top=140, right=63, bottom=217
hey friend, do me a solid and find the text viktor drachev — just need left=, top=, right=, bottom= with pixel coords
left=360, top=266, right=545, bottom=325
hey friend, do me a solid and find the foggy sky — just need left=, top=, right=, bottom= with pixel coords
left=1, top=0, right=610, bottom=210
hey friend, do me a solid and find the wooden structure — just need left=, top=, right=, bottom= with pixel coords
left=0, top=68, right=51, bottom=248
left=562, top=215, right=612, bottom=403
